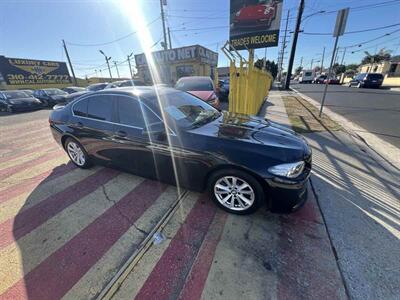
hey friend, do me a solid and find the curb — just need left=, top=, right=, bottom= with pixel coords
left=290, top=87, right=400, bottom=176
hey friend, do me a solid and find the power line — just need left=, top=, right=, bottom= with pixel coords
left=303, top=22, right=400, bottom=35
left=66, top=16, right=160, bottom=47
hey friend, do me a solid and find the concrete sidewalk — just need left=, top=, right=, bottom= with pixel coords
left=264, top=90, right=400, bottom=300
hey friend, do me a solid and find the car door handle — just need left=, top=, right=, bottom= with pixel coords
left=73, top=122, right=83, bottom=128
left=115, top=130, right=127, bottom=138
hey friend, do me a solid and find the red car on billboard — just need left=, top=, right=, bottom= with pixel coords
left=232, top=1, right=278, bottom=29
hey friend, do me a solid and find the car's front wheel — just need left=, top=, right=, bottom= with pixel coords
left=208, top=169, right=264, bottom=214
left=65, top=137, right=91, bottom=168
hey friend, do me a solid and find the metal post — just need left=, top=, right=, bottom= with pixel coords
left=113, top=61, right=120, bottom=78
left=168, top=27, right=172, bottom=49
left=310, top=58, right=314, bottom=70
left=278, top=10, right=290, bottom=81
left=62, top=40, right=77, bottom=86
left=127, top=53, right=134, bottom=79
left=319, top=34, right=340, bottom=117
left=321, top=46, right=325, bottom=72
left=300, top=56, right=303, bottom=68
left=285, top=0, right=304, bottom=90
left=160, top=0, right=168, bottom=50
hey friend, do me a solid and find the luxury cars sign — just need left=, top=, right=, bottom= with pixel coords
left=0, top=56, right=71, bottom=86
left=229, top=0, right=283, bottom=50
left=135, top=45, right=218, bottom=67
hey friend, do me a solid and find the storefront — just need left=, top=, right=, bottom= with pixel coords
left=134, top=45, right=218, bottom=85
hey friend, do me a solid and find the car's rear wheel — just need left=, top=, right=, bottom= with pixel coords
left=208, top=169, right=264, bottom=214
left=65, top=137, right=91, bottom=168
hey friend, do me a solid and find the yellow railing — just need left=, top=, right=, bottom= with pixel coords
left=222, top=42, right=272, bottom=115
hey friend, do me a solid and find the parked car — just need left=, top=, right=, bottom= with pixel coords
left=175, top=76, right=220, bottom=108
left=62, top=86, right=86, bottom=94
left=49, top=87, right=311, bottom=214
left=33, top=88, right=68, bottom=107
left=217, top=79, right=230, bottom=101
left=20, top=89, right=35, bottom=97
left=86, top=82, right=108, bottom=92
left=105, top=80, right=147, bottom=89
left=231, top=1, right=278, bottom=29
left=323, top=77, right=340, bottom=85
left=299, top=70, right=315, bottom=84
left=348, top=73, right=384, bottom=88
left=0, top=90, right=42, bottom=113
left=53, top=91, right=90, bottom=110
left=313, top=75, right=327, bottom=84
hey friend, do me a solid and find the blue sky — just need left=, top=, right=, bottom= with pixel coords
left=1, top=0, right=399, bottom=78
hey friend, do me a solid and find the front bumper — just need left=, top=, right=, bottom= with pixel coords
left=9, top=103, right=42, bottom=112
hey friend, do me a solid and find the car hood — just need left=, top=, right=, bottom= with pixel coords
left=50, top=95, right=68, bottom=101
left=8, top=97, right=41, bottom=104
left=191, top=111, right=310, bottom=162
left=187, top=90, right=214, bottom=101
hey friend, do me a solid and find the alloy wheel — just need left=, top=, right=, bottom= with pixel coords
left=67, top=141, right=86, bottom=166
left=214, top=176, right=255, bottom=211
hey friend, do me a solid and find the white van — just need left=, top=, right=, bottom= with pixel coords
left=299, top=70, right=315, bottom=84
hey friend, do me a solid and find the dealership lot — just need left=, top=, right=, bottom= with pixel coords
left=0, top=110, right=346, bottom=299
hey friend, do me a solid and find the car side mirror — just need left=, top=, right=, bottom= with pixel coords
left=142, top=122, right=166, bottom=141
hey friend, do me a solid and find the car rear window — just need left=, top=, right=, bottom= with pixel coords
left=2, top=91, right=29, bottom=99
left=175, top=79, right=213, bottom=91
left=304, top=72, right=312, bottom=76
left=367, top=74, right=383, bottom=80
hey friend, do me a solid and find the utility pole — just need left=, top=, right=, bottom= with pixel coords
left=168, top=27, right=172, bottom=49
left=321, top=46, right=325, bottom=72
left=310, top=58, right=314, bottom=70
left=62, top=40, right=77, bottom=86
left=113, top=61, right=120, bottom=78
left=285, top=0, right=305, bottom=90
left=160, top=0, right=168, bottom=50
left=278, top=9, right=290, bottom=82
left=127, top=52, right=134, bottom=79
left=99, top=50, right=112, bottom=80
left=300, top=56, right=303, bottom=67
left=340, top=47, right=347, bottom=65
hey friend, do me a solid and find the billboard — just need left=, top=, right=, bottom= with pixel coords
left=229, top=0, right=283, bottom=50
left=0, top=56, right=71, bottom=87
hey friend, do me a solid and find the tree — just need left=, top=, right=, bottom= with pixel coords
left=254, top=59, right=278, bottom=79
left=332, top=63, right=346, bottom=75
left=295, top=66, right=303, bottom=75
left=361, top=48, right=391, bottom=65
left=345, top=64, right=359, bottom=71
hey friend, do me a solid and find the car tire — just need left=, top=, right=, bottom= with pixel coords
left=208, top=168, right=264, bottom=215
left=64, top=137, right=91, bottom=169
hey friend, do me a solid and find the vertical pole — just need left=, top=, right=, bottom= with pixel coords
left=319, top=34, right=340, bottom=117
left=106, top=59, right=112, bottom=80
left=340, top=47, right=347, bottom=65
left=168, top=27, right=172, bottom=49
left=285, top=0, right=304, bottom=89
left=113, top=61, right=120, bottom=78
left=300, top=56, right=303, bottom=67
left=321, top=46, right=325, bottom=72
left=62, top=39, right=77, bottom=86
left=310, top=58, right=314, bottom=70
left=160, top=0, right=168, bottom=50
left=127, top=55, right=133, bottom=79
left=278, top=10, right=290, bottom=81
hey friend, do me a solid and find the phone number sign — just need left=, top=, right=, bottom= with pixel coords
left=0, top=56, right=71, bottom=86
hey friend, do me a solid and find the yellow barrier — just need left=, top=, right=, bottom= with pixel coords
left=222, top=43, right=272, bottom=115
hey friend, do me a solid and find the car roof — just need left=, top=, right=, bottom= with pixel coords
left=88, top=86, right=177, bottom=99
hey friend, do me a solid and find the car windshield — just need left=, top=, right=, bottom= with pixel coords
left=304, top=72, right=312, bottom=76
left=2, top=91, right=29, bottom=99
left=45, top=89, right=67, bottom=96
left=147, top=91, right=221, bottom=128
left=175, top=79, right=213, bottom=91
left=87, top=84, right=106, bottom=91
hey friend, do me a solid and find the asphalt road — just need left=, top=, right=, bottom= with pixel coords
left=291, top=83, right=400, bottom=148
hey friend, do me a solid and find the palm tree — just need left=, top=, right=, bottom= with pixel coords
left=361, top=48, right=391, bottom=65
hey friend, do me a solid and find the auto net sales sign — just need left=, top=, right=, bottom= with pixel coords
left=0, top=56, right=71, bottom=86
left=229, top=0, right=283, bottom=50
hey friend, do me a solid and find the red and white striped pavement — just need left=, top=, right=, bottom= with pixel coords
left=0, top=113, right=347, bottom=300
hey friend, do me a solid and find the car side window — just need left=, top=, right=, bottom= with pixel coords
left=116, top=96, right=159, bottom=128
left=73, top=98, right=88, bottom=117
left=87, top=95, right=113, bottom=121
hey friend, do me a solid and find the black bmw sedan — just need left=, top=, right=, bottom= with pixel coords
left=49, top=87, right=311, bottom=214
left=0, top=90, right=43, bottom=112
left=33, top=88, right=69, bottom=107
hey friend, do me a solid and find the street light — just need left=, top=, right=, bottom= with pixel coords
left=99, top=50, right=112, bottom=80
left=127, top=52, right=134, bottom=79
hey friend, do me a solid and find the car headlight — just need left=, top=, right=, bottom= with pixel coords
left=34, top=99, right=41, bottom=103
left=268, top=161, right=305, bottom=178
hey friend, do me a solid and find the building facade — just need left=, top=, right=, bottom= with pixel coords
left=134, top=45, right=218, bottom=85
